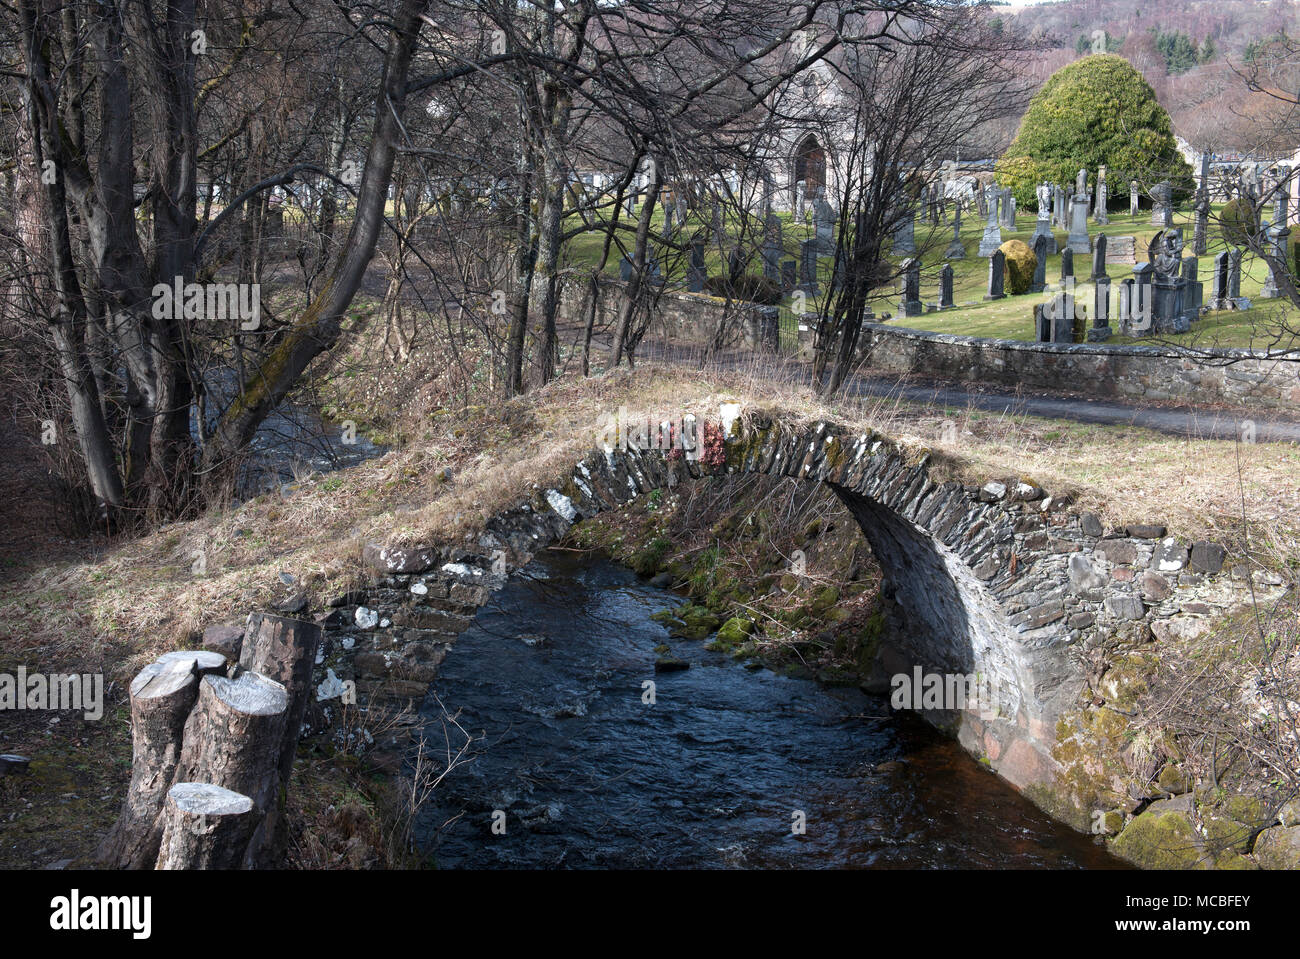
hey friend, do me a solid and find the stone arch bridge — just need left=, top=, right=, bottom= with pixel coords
left=332, top=405, right=1255, bottom=817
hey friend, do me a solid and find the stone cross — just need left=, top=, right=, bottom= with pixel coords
left=946, top=203, right=966, bottom=259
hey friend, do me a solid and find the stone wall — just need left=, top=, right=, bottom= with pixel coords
left=555, top=276, right=781, bottom=351
left=860, top=323, right=1300, bottom=410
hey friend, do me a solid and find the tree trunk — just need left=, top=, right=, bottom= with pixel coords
left=97, top=652, right=224, bottom=868
left=155, top=782, right=257, bottom=870
left=173, top=670, right=289, bottom=870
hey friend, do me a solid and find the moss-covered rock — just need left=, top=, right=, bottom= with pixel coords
left=810, top=586, right=840, bottom=616
left=1112, top=797, right=1205, bottom=869
left=998, top=239, right=1037, bottom=295
left=1251, top=825, right=1300, bottom=869
left=710, top=615, right=755, bottom=652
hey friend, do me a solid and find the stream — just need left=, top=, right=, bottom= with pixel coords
left=416, top=549, right=1125, bottom=869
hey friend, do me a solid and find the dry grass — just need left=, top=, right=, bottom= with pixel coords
left=1, top=361, right=1296, bottom=685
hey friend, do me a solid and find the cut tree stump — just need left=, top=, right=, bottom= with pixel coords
left=239, top=613, right=322, bottom=784
left=156, top=782, right=257, bottom=870
left=98, top=654, right=221, bottom=869
left=174, top=671, right=289, bottom=815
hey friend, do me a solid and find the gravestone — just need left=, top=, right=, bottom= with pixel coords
left=1260, top=220, right=1291, bottom=299
left=1031, top=183, right=1057, bottom=254
left=1067, top=193, right=1091, bottom=253
left=1089, top=273, right=1112, bottom=341
left=727, top=247, right=744, bottom=282
left=798, top=240, right=820, bottom=295
left=1091, top=233, right=1108, bottom=280
left=1261, top=167, right=1292, bottom=299
left=978, top=187, right=1002, bottom=256
left=946, top=203, right=967, bottom=259
left=1055, top=184, right=1068, bottom=229
left=1094, top=166, right=1109, bottom=224
left=976, top=186, right=988, bottom=218
left=1116, top=276, right=1134, bottom=330
left=761, top=236, right=780, bottom=281
left=1149, top=228, right=1192, bottom=333
left=1129, top=179, right=1140, bottom=216
left=1193, top=153, right=1211, bottom=255
left=1001, top=190, right=1016, bottom=229
left=939, top=263, right=954, bottom=309
left=781, top=259, right=797, bottom=293
left=1059, top=247, right=1075, bottom=283
left=1182, top=256, right=1202, bottom=315
left=711, top=203, right=723, bottom=239
left=687, top=241, right=707, bottom=292
left=1129, top=262, right=1154, bottom=336
left=1151, top=181, right=1173, bottom=227
left=663, top=202, right=675, bottom=237
left=1228, top=248, right=1247, bottom=308
left=1035, top=303, right=1051, bottom=342
left=620, top=254, right=635, bottom=281
left=901, top=258, right=922, bottom=316
left=1030, top=234, right=1048, bottom=294
left=1076, top=168, right=1088, bottom=197
left=1209, top=250, right=1230, bottom=310
left=893, top=211, right=916, bottom=254
left=812, top=198, right=835, bottom=253
left=1043, top=286, right=1074, bottom=343
left=985, top=250, right=1007, bottom=300
left=795, top=180, right=807, bottom=220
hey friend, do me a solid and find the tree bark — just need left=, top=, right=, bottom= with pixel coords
left=98, top=653, right=223, bottom=868
left=155, top=782, right=257, bottom=870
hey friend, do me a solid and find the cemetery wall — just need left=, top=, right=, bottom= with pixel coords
left=859, top=323, right=1300, bottom=411
left=556, top=275, right=774, bottom=348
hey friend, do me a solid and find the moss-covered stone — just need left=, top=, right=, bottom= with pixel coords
left=810, top=586, right=840, bottom=616
left=709, top=616, right=755, bottom=652
left=1112, top=798, right=1206, bottom=869
left=998, top=239, right=1037, bottom=295
left=1251, top=825, right=1300, bottom=869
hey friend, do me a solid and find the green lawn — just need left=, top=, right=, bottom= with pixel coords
left=562, top=200, right=1298, bottom=351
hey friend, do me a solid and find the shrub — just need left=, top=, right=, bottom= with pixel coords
left=704, top=272, right=783, bottom=305
left=995, top=55, right=1194, bottom=211
left=1219, top=197, right=1260, bottom=247
left=999, top=239, right=1037, bottom=294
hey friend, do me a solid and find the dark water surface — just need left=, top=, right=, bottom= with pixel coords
left=417, top=549, right=1124, bottom=869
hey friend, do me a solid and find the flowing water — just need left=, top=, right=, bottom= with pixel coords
left=416, top=549, right=1124, bottom=869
